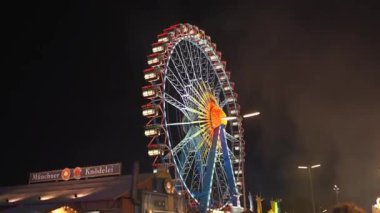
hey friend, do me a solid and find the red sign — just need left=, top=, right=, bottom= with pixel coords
left=73, top=167, right=81, bottom=180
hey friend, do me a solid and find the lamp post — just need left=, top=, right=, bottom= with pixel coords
left=225, top=111, right=260, bottom=210
left=298, top=164, right=321, bottom=213
left=333, top=185, right=340, bottom=204
left=241, top=111, right=260, bottom=210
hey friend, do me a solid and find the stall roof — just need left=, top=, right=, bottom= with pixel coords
left=0, top=173, right=153, bottom=210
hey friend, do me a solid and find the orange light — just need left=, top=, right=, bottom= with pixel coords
left=6, top=197, right=22, bottom=203
left=61, top=168, right=71, bottom=181
left=39, top=195, right=55, bottom=201
left=51, top=206, right=78, bottom=213
left=205, top=99, right=227, bottom=134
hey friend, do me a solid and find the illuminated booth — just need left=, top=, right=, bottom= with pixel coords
left=373, top=197, right=380, bottom=213
left=0, top=163, right=187, bottom=213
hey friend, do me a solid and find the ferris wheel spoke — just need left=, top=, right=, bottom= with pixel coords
left=179, top=132, right=210, bottom=194
left=166, top=120, right=206, bottom=126
left=167, top=64, right=200, bottom=104
left=190, top=150, right=204, bottom=193
left=184, top=41, right=198, bottom=80
left=187, top=93, right=208, bottom=111
left=195, top=49, right=205, bottom=83
left=168, top=60, right=207, bottom=105
left=197, top=50, right=215, bottom=94
left=179, top=41, right=197, bottom=81
left=180, top=150, right=196, bottom=182
left=166, top=69, right=188, bottom=98
left=195, top=45, right=207, bottom=83
left=167, top=67, right=204, bottom=107
left=180, top=134, right=209, bottom=164
left=214, top=83, right=223, bottom=101
left=173, top=47, right=193, bottom=81
left=174, top=137, right=199, bottom=175
left=205, top=72, right=215, bottom=92
left=188, top=82, right=207, bottom=105
left=167, top=69, right=193, bottom=106
left=188, top=41, right=205, bottom=87
left=170, top=127, right=207, bottom=157
left=196, top=46, right=216, bottom=92
left=183, top=136, right=204, bottom=192
left=168, top=128, right=194, bottom=165
left=168, top=54, right=189, bottom=85
left=170, top=45, right=213, bottom=107
left=181, top=138, right=204, bottom=183
left=169, top=53, right=201, bottom=101
left=164, top=93, right=204, bottom=118
left=175, top=46, right=211, bottom=103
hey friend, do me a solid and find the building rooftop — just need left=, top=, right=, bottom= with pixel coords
left=0, top=173, right=153, bottom=212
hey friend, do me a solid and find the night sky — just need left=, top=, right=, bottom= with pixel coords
left=3, top=1, right=380, bottom=212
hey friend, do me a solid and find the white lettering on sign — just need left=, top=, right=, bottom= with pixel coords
left=85, top=165, right=117, bottom=177
left=32, top=172, right=60, bottom=180
left=29, top=170, right=61, bottom=183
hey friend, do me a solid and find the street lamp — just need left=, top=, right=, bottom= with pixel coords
left=241, top=111, right=260, bottom=210
left=222, top=111, right=261, bottom=210
left=224, top=111, right=261, bottom=121
left=243, top=111, right=261, bottom=118
left=333, top=185, right=340, bottom=203
left=298, top=164, right=321, bottom=213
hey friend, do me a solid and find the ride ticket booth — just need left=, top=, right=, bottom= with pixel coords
left=0, top=163, right=187, bottom=213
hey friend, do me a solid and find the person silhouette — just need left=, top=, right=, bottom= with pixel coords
left=331, top=202, right=366, bottom=213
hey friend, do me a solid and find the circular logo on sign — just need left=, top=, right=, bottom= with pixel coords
left=61, top=168, right=71, bottom=181
left=73, top=167, right=82, bottom=180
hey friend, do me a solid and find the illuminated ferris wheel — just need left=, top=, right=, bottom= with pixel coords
left=142, top=23, right=246, bottom=212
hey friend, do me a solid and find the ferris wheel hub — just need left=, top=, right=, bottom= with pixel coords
left=206, top=99, right=227, bottom=131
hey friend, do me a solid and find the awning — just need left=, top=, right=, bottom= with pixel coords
left=1, top=203, right=63, bottom=213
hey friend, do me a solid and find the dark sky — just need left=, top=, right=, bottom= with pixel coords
left=3, top=0, right=380, bottom=212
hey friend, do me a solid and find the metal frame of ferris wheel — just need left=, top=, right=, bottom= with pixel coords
left=141, top=23, right=247, bottom=212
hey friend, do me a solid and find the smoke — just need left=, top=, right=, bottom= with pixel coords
left=198, top=1, right=380, bottom=210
